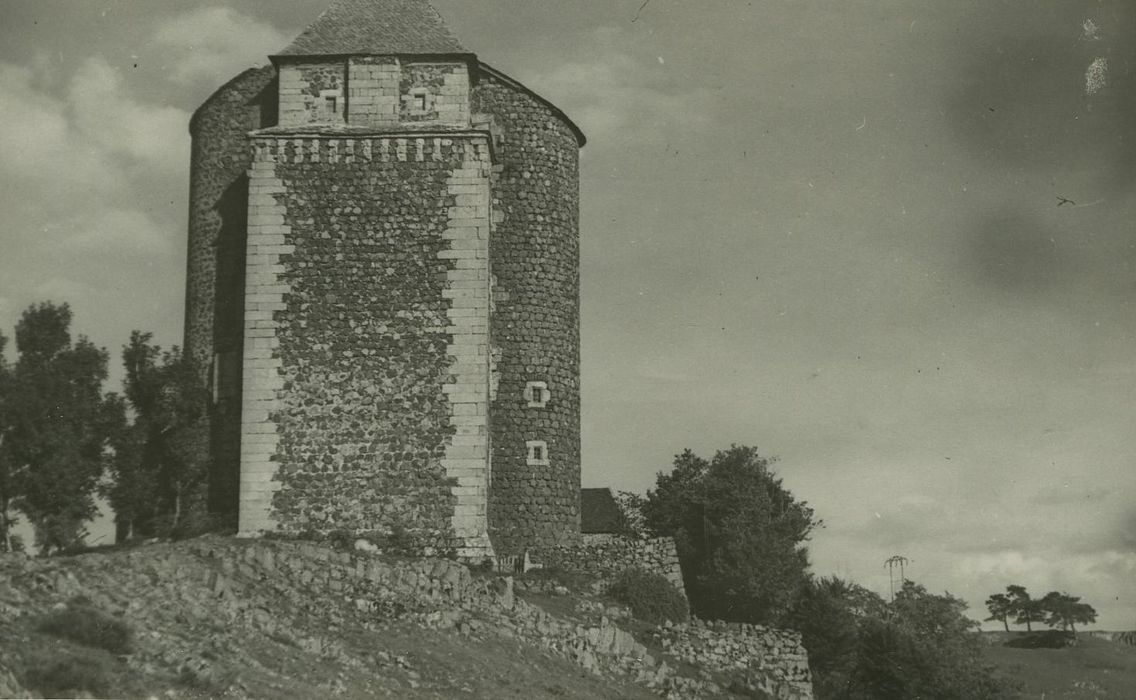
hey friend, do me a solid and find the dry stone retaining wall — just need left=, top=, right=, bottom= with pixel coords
left=188, top=539, right=811, bottom=698
left=659, top=619, right=813, bottom=700
left=547, top=536, right=685, bottom=594
left=0, top=539, right=813, bottom=699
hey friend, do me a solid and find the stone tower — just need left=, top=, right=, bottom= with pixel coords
left=183, top=0, right=585, bottom=559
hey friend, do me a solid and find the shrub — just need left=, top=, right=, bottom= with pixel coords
left=37, top=599, right=133, bottom=655
left=21, top=648, right=113, bottom=698
left=787, top=579, right=1016, bottom=699
left=606, top=568, right=689, bottom=625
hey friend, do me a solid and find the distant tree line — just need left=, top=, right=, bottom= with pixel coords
left=0, top=301, right=210, bottom=554
left=985, top=584, right=1097, bottom=636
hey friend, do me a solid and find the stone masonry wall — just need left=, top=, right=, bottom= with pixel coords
left=186, top=65, right=278, bottom=516
left=400, top=63, right=469, bottom=126
left=472, top=74, right=582, bottom=556
left=278, top=61, right=346, bottom=126
left=347, top=57, right=401, bottom=127
left=659, top=619, right=814, bottom=699
left=546, top=536, right=685, bottom=594
left=239, top=133, right=494, bottom=557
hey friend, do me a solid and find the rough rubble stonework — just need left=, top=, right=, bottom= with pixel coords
left=184, top=0, right=583, bottom=558
left=474, top=72, right=583, bottom=554
left=547, top=536, right=686, bottom=594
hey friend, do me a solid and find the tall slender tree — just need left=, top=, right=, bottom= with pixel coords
left=984, top=592, right=1014, bottom=632
left=1006, top=585, right=1046, bottom=632
left=0, top=329, right=19, bottom=552
left=106, top=332, right=209, bottom=539
left=2, top=303, right=120, bottom=553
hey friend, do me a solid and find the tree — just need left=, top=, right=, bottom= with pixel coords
left=846, top=581, right=1013, bottom=699
left=791, top=578, right=1013, bottom=699
left=787, top=576, right=885, bottom=698
left=0, top=328, right=18, bottom=552
left=105, top=332, right=210, bottom=540
left=1006, top=585, right=1046, bottom=632
left=984, top=592, right=1014, bottom=632
left=613, top=490, right=650, bottom=539
left=642, top=445, right=820, bottom=624
left=1, top=303, right=121, bottom=553
left=1039, top=592, right=1097, bottom=636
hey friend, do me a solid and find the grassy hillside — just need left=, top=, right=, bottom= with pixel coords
left=982, top=633, right=1136, bottom=699
left=0, top=536, right=814, bottom=699
left=0, top=539, right=662, bottom=699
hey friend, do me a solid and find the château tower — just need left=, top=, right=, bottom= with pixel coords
left=183, top=0, right=585, bottom=558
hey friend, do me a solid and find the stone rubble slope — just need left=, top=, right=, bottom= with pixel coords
left=0, top=537, right=813, bottom=699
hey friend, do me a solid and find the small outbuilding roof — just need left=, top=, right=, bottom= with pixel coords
left=276, top=0, right=469, bottom=58
left=580, top=488, right=624, bottom=535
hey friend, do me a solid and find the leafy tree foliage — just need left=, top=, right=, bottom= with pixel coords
left=105, top=332, right=210, bottom=540
left=0, top=328, right=17, bottom=552
left=642, top=445, right=820, bottom=624
left=0, top=303, right=121, bottom=553
left=1006, top=584, right=1046, bottom=632
left=984, top=592, right=1014, bottom=632
left=792, top=578, right=1014, bottom=699
left=1039, top=592, right=1097, bottom=635
left=612, top=490, right=650, bottom=539
left=786, top=577, right=880, bottom=698
left=985, top=585, right=1098, bottom=637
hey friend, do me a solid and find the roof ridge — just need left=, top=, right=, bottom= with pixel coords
left=277, top=0, right=469, bottom=58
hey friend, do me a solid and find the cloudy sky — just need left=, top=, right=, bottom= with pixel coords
left=2, top=0, right=1134, bottom=629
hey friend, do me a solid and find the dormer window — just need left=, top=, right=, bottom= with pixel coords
left=526, top=441, right=550, bottom=467
left=317, top=89, right=343, bottom=123
left=525, top=381, right=550, bottom=408
left=403, top=87, right=434, bottom=118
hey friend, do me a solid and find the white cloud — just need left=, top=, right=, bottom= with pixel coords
left=53, top=209, right=174, bottom=256
left=68, top=58, right=188, bottom=170
left=521, top=31, right=713, bottom=143
left=0, top=56, right=187, bottom=348
left=153, top=7, right=289, bottom=86
left=0, top=63, right=113, bottom=199
left=0, top=58, right=189, bottom=206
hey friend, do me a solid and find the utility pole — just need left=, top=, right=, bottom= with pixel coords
left=884, top=555, right=910, bottom=602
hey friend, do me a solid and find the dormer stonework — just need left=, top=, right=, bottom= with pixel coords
left=398, top=62, right=470, bottom=127
left=272, top=0, right=472, bottom=131
left=278, top=57, right=471, bottom=129
left=278, top=60, right=347, bottom=126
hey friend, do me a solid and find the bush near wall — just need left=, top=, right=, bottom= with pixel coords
left=607, top=569, right=689, bottom=625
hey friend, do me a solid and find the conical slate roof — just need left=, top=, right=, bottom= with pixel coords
left=277, top=0, right=468, bottom=57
